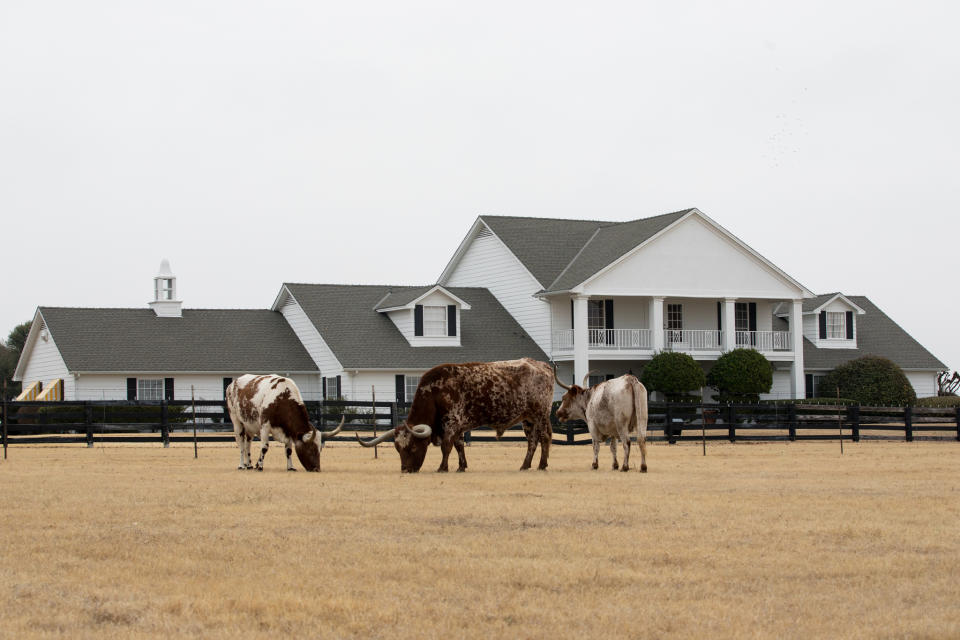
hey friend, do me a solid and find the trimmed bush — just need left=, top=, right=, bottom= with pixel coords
left=917, top=396, right=960, bottom=408
left=818, top=356, right=916, bottom=407
left=641, top=351, right=705, bottom=401
left=706, top=348, right=773, bottom=403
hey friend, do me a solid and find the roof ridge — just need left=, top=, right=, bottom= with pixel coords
left=545, top=227, right=604, bottom=291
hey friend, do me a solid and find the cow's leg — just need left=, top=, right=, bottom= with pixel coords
left=520, top=421, right=537, bottom=471
left=244, top=435, right=254, bottom=469
left=638, top=434, right=648, bottom=473
left=437, top=436, right=453, bottom=473
left=284, top=435, right=296, bottom=471
left=536, top=418, right=551, bottom=470
left=455, top=437, right=468, bottom=472
left=234, top=427, right=246, bottom=470
left=609, top=437, right=619, bottom=470
left=255, top=426, right=270, bottom=471
left=621, top=436, right=631, bottom=472
left=591, top=435, right=601, bottom=470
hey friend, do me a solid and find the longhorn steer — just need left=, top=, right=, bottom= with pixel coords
left=225, top=374, right=343, bottom=472
left=357, top=358, right=555, bottom=472
left=555, top=371, right=649, bottom=472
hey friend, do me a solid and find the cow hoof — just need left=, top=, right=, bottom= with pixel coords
left=437, top=467, right=449, bottom=473
left=621, top=466, right=629, bottom=472
left=287, top=468, right=297, bottom=472
left=613, top=462, right=619, bottom=470
left=640, top=464, right=648, bottom=473
left=519, top=465, right=530, bottom=471
left=456, top=467, right=466, bottom=473
left=592, top=462, right=598, bottom=470
left=538, top=464, right=548, bottom=471
left=255, top=467, right=264, bottom=472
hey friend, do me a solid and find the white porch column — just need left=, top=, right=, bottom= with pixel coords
left=790, top=299, right=805, bottom=399
left=650, top=297, right=665, bottom=352
left=723, top=298, right=737, bottom=351
left=573, top=295, right=589, bottom=386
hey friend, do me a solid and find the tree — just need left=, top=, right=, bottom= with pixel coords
left=819, top=356, right=916, bottom=406
left=2, top=320, right=31, bottom=399
left=641, top=351, right=705, bottom=401
left=937, top=371, right=959, bottom=396
left=6, top=322, right=31, bottom=358
left=706, top=348, right=773, bottom=403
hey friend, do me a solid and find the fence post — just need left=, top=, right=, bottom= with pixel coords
left=161, top=400, right=170, bottom=448
left=727, top=404, right=736, bottom=442
left=848, top=405, right=860, bottom=442
left=84, top=402, right=93, bottom=448
left=2, top=380, right=7, bottom=459
left=788, top=403, right=797, bottom=441
left=665, top=403, right=675, bottom=444
left=955, top=407, right=960, bottom=442
left=904, top=405, right=913, bottom=442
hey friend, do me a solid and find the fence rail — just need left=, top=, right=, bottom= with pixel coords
left=1, top=399, right=959, bottom=451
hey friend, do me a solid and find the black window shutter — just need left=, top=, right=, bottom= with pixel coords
left=570, top=299, right=574, bottom=329
left=164, top=378, right=174, bottom=401
left=222, top=377, right=232, bottom=398
left=845, top=311, right=854, bottom=339
left=605, top=374, right=615, bottom=381
left=717, top=301, right=722, bottom=331
left=447, top=305, right=457, bottom=336
left=335, top=375, right=341, bottom=399
left=414, top=305, right=424, bottom=336
left=604, top=299, right=614, bottom=329
left=819, top=311, right=827, bottom=339
left=127, top=378, right=137, bottom=401
left=322, top=377, right=327, bottom=400
left=395, top=375, right=405, bottom=404
left=748, top=303, right=757, bottom=332
left=805, top=374, right=814, bottom=399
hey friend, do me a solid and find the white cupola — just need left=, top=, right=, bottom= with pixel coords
left=149, top=258, right=182, bottom=317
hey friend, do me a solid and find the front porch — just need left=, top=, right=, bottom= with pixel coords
left=551, top=328, right=793, bottom=356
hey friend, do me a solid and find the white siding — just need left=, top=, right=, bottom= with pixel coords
left=73, top=373, right=322, bottom=402
left=386, top=292, right=462, bottom=347
left=19, top=322, right=74, bottom=399
left=344, top=370, right=429, bottom=402
left=442, top=225, right=552, bottom=353
left=279, top=296, right=343, bottom=379
left=906, top=371, right=939, bottom=399
left=762, top=370, right=794, bottom=401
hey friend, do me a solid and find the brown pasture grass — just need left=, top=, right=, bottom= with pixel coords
left=1, top=440, right=958, bottom=639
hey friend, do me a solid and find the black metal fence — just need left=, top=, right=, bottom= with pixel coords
left=1, top=399, right=959, bottom=453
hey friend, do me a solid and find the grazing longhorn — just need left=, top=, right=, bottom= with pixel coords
left=225, top=374, right=343, bottom=472
left=555, top=369, right=649, bottom=472
left=357, top=358, right=555, bottom=472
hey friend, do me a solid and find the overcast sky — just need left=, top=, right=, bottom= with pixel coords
left=2, top=1, right=958, bottom=371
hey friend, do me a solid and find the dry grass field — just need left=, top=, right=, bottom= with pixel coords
left=1, top=440, right=958, bottom=639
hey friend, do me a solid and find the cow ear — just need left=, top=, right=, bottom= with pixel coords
left=302, top=431, right=314, bottom=443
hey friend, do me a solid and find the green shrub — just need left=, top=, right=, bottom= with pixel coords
left=706, top=348, right=773, bottom=403
left=915, top=396, right=960, bottom=408
left=818, top=356, right=916, bottom=407
left=641, top=352, right=706, bottom=401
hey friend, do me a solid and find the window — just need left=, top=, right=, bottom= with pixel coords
left=325, top=377, right=340, bottom=400
left=588, top=375, right=604, bottom=388
left=812, top=374, right=826, bottom=397
left=404, top=375, right=421, bottom=403
left=587, top=300, right=605, bottom=331
left=422, top=306, right=447, bottom=337
left=155, top=278, right=174, bottom=301
left=138, top=378, right=163, bottom=401
left=666, top=303, right=683, bottom=342
left=735, top=303, right=749, bottom=332
left=826, top=312, right=846, bottom=339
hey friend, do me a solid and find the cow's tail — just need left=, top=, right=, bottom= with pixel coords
left=632, top=377, right=649, bottom=473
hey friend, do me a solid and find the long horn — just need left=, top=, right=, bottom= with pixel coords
left=552, top=363, right=571, bottom=391
left=408, top=424, right=432, bottom=438
left=356, top=429, right=396, bottom=448
left=582, top=370, right=597, bottom=388
left=322, top=415, right=345, bottom=437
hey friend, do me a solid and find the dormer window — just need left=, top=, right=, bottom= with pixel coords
left=156, top=278, right=175, bottom=301
left=826, top=312, right=846, bottom=339
left=422, top=305, right=448, bottom=336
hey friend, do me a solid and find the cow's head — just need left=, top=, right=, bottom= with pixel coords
left=294, top=416, right=345, bottom=472
left=554, top=366, right=592, bottom=423
left=356, top=423, right=432, bottom=472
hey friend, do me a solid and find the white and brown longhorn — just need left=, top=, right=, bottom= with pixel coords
left=225, top=374, right=344, bottom=472
left=555, top=368, right=649, bottom=472
left=357, top=358, right=555, bottom=472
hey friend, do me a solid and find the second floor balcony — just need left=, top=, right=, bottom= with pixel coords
left=552, top=328, right=792, bottom=356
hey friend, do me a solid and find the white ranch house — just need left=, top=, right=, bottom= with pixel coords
left=14, top=209, right=946, bottom=402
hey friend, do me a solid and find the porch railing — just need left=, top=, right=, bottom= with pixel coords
left=664, top=329, right=722, bottom=351
left=552, top=328, right=653, bottom=352
left=735, top=331, right=793, bottom=351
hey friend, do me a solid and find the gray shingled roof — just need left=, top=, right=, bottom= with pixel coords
left=802, top=293, right=841, bottom=313
left=479, top=210, right=693, bottom=291
left=39, top=307, right=318, bottom=373
left=373, top=286, right=435, bottom=310
left=780, top=296, right=946, bottom=371
left=284, top=284, right=548, bottom=369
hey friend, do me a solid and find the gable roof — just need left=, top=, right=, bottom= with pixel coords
left=27, top=307, right=318, bottom=374
left=282, top=284, right=547, bottom=369
left=477, top=211, right=692, bottom=289
left=799, top=296, right=947, bottom=370
left=801, top=293, right=866, bottom=315
left=374, top=285, right=471, bottom=312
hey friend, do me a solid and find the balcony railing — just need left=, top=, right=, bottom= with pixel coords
left=552, top=328, right=653, bottom=352
left=664, top=329, right=722, bottom=351
left=552, top=328, right=793, bottom=353
left=735, top=331, right=792, bottom=351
